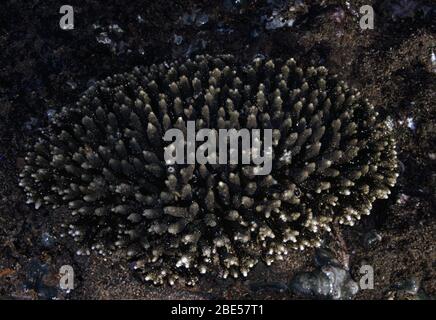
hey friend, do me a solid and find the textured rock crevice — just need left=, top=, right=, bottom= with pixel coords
left=19, top=54, right=398, bottom=285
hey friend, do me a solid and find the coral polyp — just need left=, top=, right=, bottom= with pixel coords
left=19, top=55, right=398, bottom=285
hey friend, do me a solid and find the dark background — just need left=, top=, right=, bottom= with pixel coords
left=0, top=0, right=434, bottom=299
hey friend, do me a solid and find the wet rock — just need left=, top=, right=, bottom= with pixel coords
left=173, top=34, right=183, bottom=45
left=331, top=7, right=346, bottom=23
left=108, top=24, right=124, bottom=36
left=290, top=248, right=358, bottom=299
left=136, top=15, right=145, bottom=24
left=416, top=290, right=432, bottom=300
left=216, top=23, right=234, bottom=34
left=385, top=0, right=433, bottom=21
left=406, top=117, right=416, bottom=131
left=223, top=0, right=247, bottom=14
left=25, top=260, right=48, bottom=287
left=249, top=281, right=289, bottom=294
left=362, top=230, right=382, bottom=248
left=322, top=265, right=359, bottom=299
left=398, top=160, right=406, bottom=175
left=264, top=15, right=294, bottom=30
left=290, top=271, right=331, bottom=297
left=290, top=265, right=359, bottom=299
left=393, top=277, right=420, bottom=295
left=182, top=9, right=209, bottom=28
left=46, top=109, right=57, bottom=121
left=253, top=53, right=266, bottom=60
left=182, top=12, right=196, bottom=26
left=23, top=117, right=39, bottom=131
left=195, top=13, right=209, bottom=27
left=87, top=79, right=97, bottom=88
left=23, top=259, right=59, bottom=300
left=184, top=37, right=208, bottom=57
left=95, top=24, right=130, bottom=56
left=250, top=28, right=260, bottom=38
left=41, top=232, right=56, bottom=249
left=96, top=32, right=112, bottom=45
left=314, top=248, right=342, bottom=268
left=65, top=80, right=77, bottom=91
left=431, top=51, right=436, bottom=73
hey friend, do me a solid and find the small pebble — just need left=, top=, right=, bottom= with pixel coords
left=46, top=109, right=57, bottom=120
left=66, top=80, right=77, bottom=90
left=394, top=277, right=420, bottom=295
left=331, top=7, right=346, bottom=23
left=195, top=13, right=209, bottom=27
left=406, top=117, right=416, bottom=130
left=23, top=117, right=39, bottom=131
left=173, top=34, right=183, bottom=46
left=397, top=193, right=410, bottom=205
left=41, top=232, right=56, bottom=248
left=137, top=15, right=145, bottom=24
left=363, top=230, right=382, bottom=248
left=96, top=32, right=112, bottom=45
left=109, top=24, right=124, bottom=35
left=182, top=12, right=196, bottom=25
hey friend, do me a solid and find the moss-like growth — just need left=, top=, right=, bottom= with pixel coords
left=20, top=55, right=398, bottom=285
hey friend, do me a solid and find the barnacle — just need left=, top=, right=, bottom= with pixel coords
left=19, top=55, right=398, bottom=285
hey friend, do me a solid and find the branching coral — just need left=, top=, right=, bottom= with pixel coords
left=19, top=55, right=398, bottom=285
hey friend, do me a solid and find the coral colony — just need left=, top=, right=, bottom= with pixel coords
left=19, top=55, right=398, bottom=285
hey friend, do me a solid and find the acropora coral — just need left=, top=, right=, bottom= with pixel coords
left=20, top=55, right=398, bottom=285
